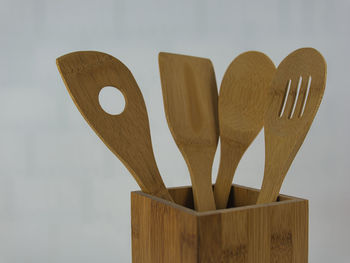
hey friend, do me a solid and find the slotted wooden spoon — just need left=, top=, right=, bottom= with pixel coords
left=159, top=52, right=219, bottom=211
left=214, top=51, right=276, bottom=209
left=57, top=51, right=173, bottom=202
left=257, top=48, right=327, bottom=204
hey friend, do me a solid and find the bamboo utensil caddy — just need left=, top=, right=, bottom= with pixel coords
left=131, top=184, right=308, bottom=263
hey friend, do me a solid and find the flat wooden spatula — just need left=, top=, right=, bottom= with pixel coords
left=214, top=51, right=276, bottom=209
left=257, top=48, right=327, bottom=204
left=57, top=51, right=173, bottom=202
left=159, top=52, right=219, bottom=211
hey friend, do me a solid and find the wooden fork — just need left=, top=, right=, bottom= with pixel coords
left=257, top=48, right=327, bottom=204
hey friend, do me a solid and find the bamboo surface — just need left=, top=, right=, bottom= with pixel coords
left=159, top=52, right=219, bottom=211
left=131, top=185, right=308, bottom=263
left=257, top=48, right=326, bottom=204
left=56, top=51, right=173, bottom=201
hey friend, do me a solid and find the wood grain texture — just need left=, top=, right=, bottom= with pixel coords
left=56, top=51, right=173, bottom=201
left=159, top=52, right=219, bottom=211
left=257, top=48, right=327, bottom=204
left=214, top=51, right=276, bottom=209
left=131, top=184, right=308, bottom=263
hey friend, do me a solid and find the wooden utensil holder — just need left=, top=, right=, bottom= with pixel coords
left=131, top=184, right=308, bottom=262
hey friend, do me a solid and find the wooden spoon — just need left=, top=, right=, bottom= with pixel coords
left=257, top=48, right=327, bottom=204
left=214, top=51, right=276, bottom=209
left=159, top=52, right=219, bottom=211
left=56, top=51, right=173, bottom=202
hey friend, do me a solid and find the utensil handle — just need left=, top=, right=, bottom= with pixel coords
left=257, top=157, right=288, bottom=204
left=214, top=140, right=245, bottom=209
left=257, top=175, right=284, bottom=204
left=257, top=134, right=299, bottom=204
left=183, top=146, right=216, bottom=211
left=150, top=186, right=174, bottom=202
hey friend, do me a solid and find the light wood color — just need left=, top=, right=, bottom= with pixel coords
left=257, top=48, right=326, bottom=204
left=56, top=51, right=173, bottom=202
left=214, top=51, right=276, bottom=209
left=131, top=184, right=308, bottom=262
left=159, top=52, right=219, bottom=211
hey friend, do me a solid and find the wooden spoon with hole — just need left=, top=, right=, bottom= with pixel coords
left=257, top=48, right=327, bottom=204
left=56, top=51, right=173, bottom=202
left=159, top=52, right=219, bottom=211
left=214, top=51, right=276, bottom=209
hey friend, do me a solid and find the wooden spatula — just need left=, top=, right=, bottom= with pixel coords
left=56, top=51, right=173, bottom=202
left=159, top=52, right=219, bottom=211
left=214, top=51, right=276, bottom=209
left=257, top=48, right=327, bottom=204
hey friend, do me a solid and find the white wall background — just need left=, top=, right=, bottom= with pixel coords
left=0, top=0, right=349, bottom=262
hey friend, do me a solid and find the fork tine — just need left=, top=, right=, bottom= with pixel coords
left=283, top=76, right=299, bottom=119
left=303, top=74, right=325, bottom=118
left=289, top=76, right=303, bottom=119
left=295, top=74, right=310, bottom=118
left=278, top=79, right=291, bottom=118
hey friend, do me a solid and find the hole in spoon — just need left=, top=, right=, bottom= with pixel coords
left=279, top=79, right=291, bottom=118
left=98, top=86, right=125, bottom=115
